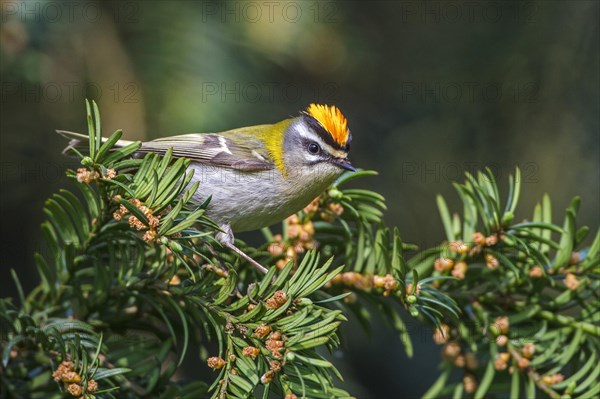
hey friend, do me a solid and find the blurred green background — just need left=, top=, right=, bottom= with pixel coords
left=1, top=1, right=598, bottom=397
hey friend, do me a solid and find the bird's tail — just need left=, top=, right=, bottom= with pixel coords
left=56, top=130, right=135, bottom=156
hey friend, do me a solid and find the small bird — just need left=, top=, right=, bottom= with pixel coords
left=59, top=104, right=355, bottom=273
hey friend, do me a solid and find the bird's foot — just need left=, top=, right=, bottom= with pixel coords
left=216, top=224, right=269, bottom=274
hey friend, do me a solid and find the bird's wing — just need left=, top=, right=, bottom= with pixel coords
left=138, top=127, right=274, bottom=172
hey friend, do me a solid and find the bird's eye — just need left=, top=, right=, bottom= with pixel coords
left=307, top=142, right=321, bottom=154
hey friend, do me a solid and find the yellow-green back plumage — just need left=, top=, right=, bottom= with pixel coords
left=132, top=119, right=294, bottom=176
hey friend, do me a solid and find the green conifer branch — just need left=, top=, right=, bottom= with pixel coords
left=1, top=102, right=597, bottom=398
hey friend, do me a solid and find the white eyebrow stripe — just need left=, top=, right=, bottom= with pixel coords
left=295, top=121, right=319, bottom=141
left=295, top=122, right=340, bottom=155
left=319, top=142, right=339, bottom=155
left=328, top=148, right=348, bottom=158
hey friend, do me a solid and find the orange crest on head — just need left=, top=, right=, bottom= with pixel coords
left=306, top=104, right=350, bottom=148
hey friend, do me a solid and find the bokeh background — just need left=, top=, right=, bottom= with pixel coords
left=1, top=1, right=598, bottom=397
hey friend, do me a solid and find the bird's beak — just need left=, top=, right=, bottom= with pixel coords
left=332, top=157, right=356, bottom=172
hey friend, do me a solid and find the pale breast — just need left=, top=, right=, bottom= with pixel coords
left=187, top=163, right=339, bottom=232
